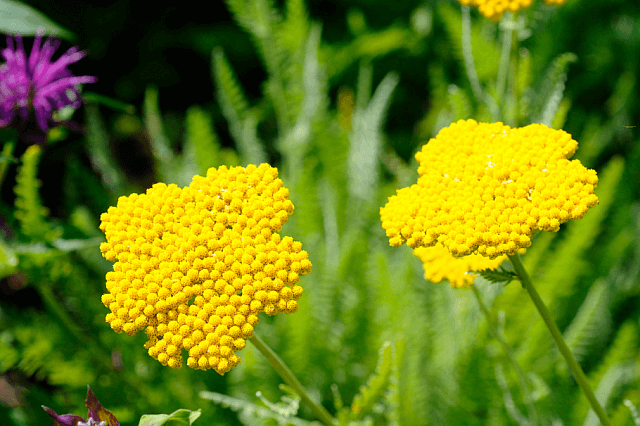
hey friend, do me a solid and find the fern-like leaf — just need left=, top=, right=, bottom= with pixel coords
left=438, top=3, right=501, bottom=83
left=478, top=267, right=518, bottom=285
left=211, top=48, right=249, bottom=124
left=14, top=145, right=59, bottom=242
left=84, top=104, right=126, bottom=193
left=563, top=278, right=611, bottom=365
left=350, top=341, right=394, bottom=421
left=143, top=86, right=179, bottom=184
left=199, top=391, right=314, bottom=425
left=530, top=52, right=578, bottom=126
left=572, top=320, right=639, bottom=424
left=447, top=84, right=472, bottom=121
left=184, top=106, right=221, bottom=174
left=347, top=67, right=399, bottom=206
left=212, top=48, right=267, bottom=164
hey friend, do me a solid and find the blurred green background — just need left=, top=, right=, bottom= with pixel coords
left=1, top=0, right=640, bottom=425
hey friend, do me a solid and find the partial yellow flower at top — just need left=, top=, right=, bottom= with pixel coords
left=99, top=164, right=311, bottom=375
left=414, top=244, right=506, bottom=289
left=380, top=119, right=598, bottom=259
left=458, top=0, right=566, bottom=22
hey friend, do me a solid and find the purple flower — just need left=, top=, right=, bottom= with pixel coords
left=42, top=386, right=119, bottom=426
left=0, top=31, right=96, bottom=133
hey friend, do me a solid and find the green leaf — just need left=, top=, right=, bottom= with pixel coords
left=563, top=278, right=611, bottom=365
left=184, top=106, right=221, bottom=174
left=348, top=67, right=399, bottom=205
left=477, top=267, right=518, bottom=285
left=200, top=391, right=314, bottom=425
left=85, top=104, right=126, bottom=194
left=138, top=409, right=201, bottom=426
left=0, top=238, right=18, bottom=279
left=211, top=49, right=267, bottom=164
left=447, top=84, right=472, bottom=121
left=51, top=237, right=103, bottom=252
left=350, top=341, right=394, bottom=420
left=0, top=0, right=75, bottom=40
left=83, top=92, right=136, bottom=114
left=531, top=52, right=578, bottom=126
left=14, top=145, right=60, bottom=242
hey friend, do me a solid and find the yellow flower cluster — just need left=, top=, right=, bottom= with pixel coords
left=99, top=164, right=311, bottom=375
left=458, top=0, right=566, bottom=22
left=380, top=119, right=598, bottom=259
left=413, top=244, right=506, bottom=289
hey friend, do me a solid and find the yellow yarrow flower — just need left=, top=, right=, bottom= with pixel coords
left=380, top=119, right=598, bottom=259
left=458, top=0, right=567, bottom=22
left=99, top=164, right=311, bottom=375
left=414, top=244, right=506, bottom=289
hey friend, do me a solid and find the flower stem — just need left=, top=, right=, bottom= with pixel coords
left=472, top=285, right=539, bottom=424
left=496, top=13, right=514, bottom=110
left=249, top=334, right=336, bottom=425
left=508, top=254, right=611, bottom=426
left=461, top=6, right=499, bottom=121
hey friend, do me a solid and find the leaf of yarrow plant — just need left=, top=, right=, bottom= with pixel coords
left=138, top=409, right=201, bottom=426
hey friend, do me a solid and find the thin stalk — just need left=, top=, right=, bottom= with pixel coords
left=250, top=334, right=336, bottom=425
left=461, top=6, right=483, bottom=102
left=461, top=6, right=499, bottom=120
left=472, top=285, right=539, bottom=425
left=508, top=254, right=611, bottom=426
left=496, top=13, right=514, bottom=107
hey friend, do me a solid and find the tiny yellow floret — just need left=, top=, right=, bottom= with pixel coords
left=458, top=0, right=567, bottom=22
left=99, top=164, right=311, bottom=375
left=414, top=244, right=506, bottom=289
left=381, top=120, right=598, bottom=259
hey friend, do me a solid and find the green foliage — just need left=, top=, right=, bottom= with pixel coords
left=348, top=342, right=395, bottom=422
left=2, top=1, right=640, bottom=426
left=13, top=145, right=60, bottom=242
left=138, top=409, right=201, bottom=426
left=478, top=267, right=518, bottom=285
left=184, top=106, right=223, bottom=175
left=530, top=52, right=578, bottom=126
left=0, top=0, right=75, bottom=40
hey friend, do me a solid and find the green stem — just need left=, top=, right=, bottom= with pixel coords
left=508, top=254, right=611, bottom=426
left=250, top=334, right=336, bottom=425
left=461, top=6, right=499, bottom=121
left=472, top=285, right=539, bottom=425
left=496, top=13, right=514, bottom=109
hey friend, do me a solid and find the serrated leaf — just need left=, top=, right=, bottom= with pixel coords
left=477, top=267, right=518, bottom=284
left=350, top=341, right=394, bottom=420
left=85, top=104, right=126, bottom=194
left=348, top=68, right=399, bottom=205
left=0, top=0, right=75, bottom=40
left=532, top=52, right=577, bottom=126
left=200, top=391, right=314, bottom=425
left=184, top=106, right=221, bottom=174
left=138, top=409, right=201, bottom=426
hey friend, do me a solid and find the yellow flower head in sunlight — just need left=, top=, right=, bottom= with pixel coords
left=458, top=0, right=566, bottom=22
left=414, top=244, right=506, bottom=289
left=380, top=119, right=598, bottom=259
left=99, top=164, right=311, bottom=375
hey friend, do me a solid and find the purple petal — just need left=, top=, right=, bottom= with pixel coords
left=85, top=386, right=120, bottom=426
left=42, top=406, right=85, bottom=426
left=27, top=32, right=44, bottom=73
